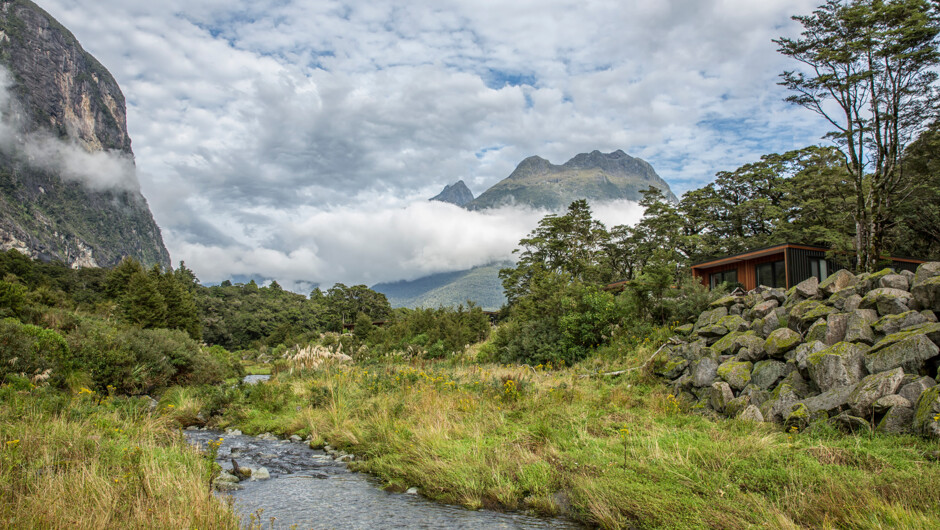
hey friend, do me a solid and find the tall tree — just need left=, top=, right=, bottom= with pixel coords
left=775, top=0, right=940, bottom=271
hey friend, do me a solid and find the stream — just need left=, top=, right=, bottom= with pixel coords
left=185, top=375, right=582, bottom=529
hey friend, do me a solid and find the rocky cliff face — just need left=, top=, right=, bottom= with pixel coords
left=429, top=180, right=474, bottom=207
left=466, top=150, right=676, bottom=211
left=658, top=263, right=940, bottom=438
left=0, top=0, right=169, bottom=268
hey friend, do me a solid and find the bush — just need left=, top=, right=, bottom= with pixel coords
left=0, top=318, right=72, bottom=387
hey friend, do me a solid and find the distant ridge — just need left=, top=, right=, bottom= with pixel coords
left=466, top=150, right=675, bottom=211
left=372, top=262, right=508, bottom=310
left=430, top=180, right=474, bottom=206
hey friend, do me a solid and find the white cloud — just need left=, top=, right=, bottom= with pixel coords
left=34, top=0, right=831, bottom=288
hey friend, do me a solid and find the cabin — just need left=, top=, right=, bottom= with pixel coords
left=690, top=243, right=924, bottom=291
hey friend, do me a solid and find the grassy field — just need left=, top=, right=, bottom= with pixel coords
left=189, top=341, right=940, bottom=529
left=0, top=383, right=239, bottom=529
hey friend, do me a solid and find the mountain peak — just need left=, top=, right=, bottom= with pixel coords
left=466, top=149, right=676, bottom=211
left=429, top=180, right=474, bottom=206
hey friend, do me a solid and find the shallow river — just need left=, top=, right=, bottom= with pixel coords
left=186, top=410, right=581, bottom=528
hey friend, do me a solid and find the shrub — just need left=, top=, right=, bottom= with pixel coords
left=0, top=318, right=72, bottom=386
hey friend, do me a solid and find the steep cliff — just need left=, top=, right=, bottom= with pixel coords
left=429, top=180, right=474, bottom=206
left=0, top=0, right=169, bottom=268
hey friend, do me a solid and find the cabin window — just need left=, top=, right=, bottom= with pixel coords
left=755, top=260, right=786, bottom=288
left=809, top=257, right=829, bottom=282
left=709, top=269, right=737, bottom=289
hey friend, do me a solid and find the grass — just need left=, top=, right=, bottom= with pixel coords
left=206, top=344, right=940, bottom=529
left=0, top=383, right=239, bottom=529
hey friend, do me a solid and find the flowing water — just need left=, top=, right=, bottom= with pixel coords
left=185, top=374, right=582, bottom=529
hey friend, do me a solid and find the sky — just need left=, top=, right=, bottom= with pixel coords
left=36, top=0, right=830, bottom=291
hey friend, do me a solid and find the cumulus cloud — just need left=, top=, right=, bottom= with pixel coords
left=0, top=68, right=139, bottom=193
left=35, top=0, right=832, bottom=288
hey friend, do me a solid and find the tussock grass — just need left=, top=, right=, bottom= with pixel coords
left=209, top=337, right=940, bottom=529
left=0, top=385, right=239, bottom=529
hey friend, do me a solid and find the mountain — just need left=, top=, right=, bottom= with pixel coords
left=0, top=0, right=170, bottom=268
left=429, top=180, right=474, bottom=206
left=372, top=262, right=507, bottom=310
left=465, top=149, right=676, bottom=211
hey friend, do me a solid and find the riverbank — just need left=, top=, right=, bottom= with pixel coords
left=193, top=345, right=940, bottom=528
left=0, top=384, right=239, bottom=529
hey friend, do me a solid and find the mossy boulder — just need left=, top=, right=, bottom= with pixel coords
left=794, top=340, right=827, bottom=372
left=694, top=307, right=728, bottom=331
left=710, top=331, right=743, bottom=356
left=876, top=405, right=915, bottom=434
left=872, top=311, right=928, bottom=336
left=765, top=328, right=801, bottom=358
left=820, top=269, right=857, bottom=295
left=751, top=311, right=780, bottom=339
left=716, top=314, right=749, bottom=333
left=674, top=323, right=694, bottom=335
left=844, top=311, right=876, bottom=345
left=806, top=342, right=868, bottom=392
left=709, top=381, right=735, bottom=412
left=899, top=376, right=937, bottom=404
left=799, top=384, right=855, bottom=416
left=864, top=333, right=939, bottom=374
left=750, top=299, right=779, bottom=320
left=710, top=295, right=740, bottom=308
left=733, top=333, right=768, bottom=362
left=697, top=323, right=729, bottom=339
left=656, top=358, right=689, bottom=380
left=847, top=367, right=904, bottom=417
left=912, top=274, right=940, bottom=313
left=879, top=273, right=909, bottom=291
left=913, top=385, right=940, bottom=439
left=805, top=319, right=828, bottom=344
left=859, top=287, right=913, bottom=316
left=692, top=357, right=719, bottom=388
left=717, top=360, right=753, bottom=390
left=751, top=359, right=789, bottom=390
left=784, top=403, right=811, bottom=431
left=858, top=268, right=894, bottom=296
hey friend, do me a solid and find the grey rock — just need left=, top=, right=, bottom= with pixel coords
left=794, top=341, right=827, bottom=372
left=859, top=287, right=913, bottom=316
left=794, top=276, right=820, bottom=299
left=913, top=386, right=940, bottom=439
left=709, top=381, right=735, bottom=413
left=872, top=311, right=928, bottom=336
left=692, top=357, right=719, bottom=388
left=872, top=394, right=911, bottom=414
left=739, top=405, right=764, bottom=422
left=751, top=360, right=789, bottom=390
left=865, top=333, right=939, bottom=374
left=752, top=310, right=781, bottom=339
left=805, top=319, right=828, bottom=344
left=847, top=368, right=904, bottom=417
left=923, top=310, right=938, bottom=323
left=717, top=314, right=749, bottom=333
left=406, top=487, right=419, bottom=495
left=740, top=385, right=771, bottom=407
left=752, top=299, right=779, bottom=319
left=876, top=406, right=915, bottom=434
left=717, top=360, right=752, bottom=390
left=289, top=435, right=303, bottom=442
left=825, top=313, right=849, bottom=345
left=844, top=311, right=876, bottom=345
left=806, top=342, right=868, bottom=392
left=820, top=269, right=857, bottom=295
left=880, top=273, right=909, bottom=291
left=912, top=262, right=940, bottom=311
left=843, top=294, right=864, bottom=313
left=898, top=376, right=937, bottom=404
left=250, top=467, right=270, bottom=480
left=765, top=328, right=802, bottom=358
left=733, top=333, right=769, bottom=362
left=829, top=412, right=871, bottom=434
left=779, top=370, right=813, bottom=399
left=800, top=384, right=856, bottom=416
left=694, top=307, right=728, bottom=331
left=224, top=429, right=243, bottom=437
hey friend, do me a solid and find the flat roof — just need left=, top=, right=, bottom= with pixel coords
left=691, top=242, right=926, bottom=270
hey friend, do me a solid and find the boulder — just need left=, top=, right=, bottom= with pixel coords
left=912, top=262, right=940, bottom=312
left=711, top=331, right=745, bottom=356
left=824, top=313, right=849, bottom=345
left=674, top=323, right=694, bottom=335
left=843, top=311, right=876, bottom=345
left=761, top=383, right=801, bottom=423
left=864, top=333, right=939, bottom=374
left=725, top=395, right=751, bottom=417
left=765, top=328, right=802, bottom=358
left=788, top=300, right=832, bottom=330
left=843, top=294, right=864, bottom=313
left=739, top=405, right=764, bottom=422
left=829, top=412, right=871, bottom=434
left=857, top=268, right=894, bottom=296
left=805, top=319, right=828, bottom=344
left=898, top=376, right=937, bottom=404
left=794, top=276, right=820, bottom=299
left=799, top=384, right=856, bottom=416
left=829, top=287, right=859, bottom=311
left=778, top=370, right=813, bottom=399
left=656, top=358, right=689, bottom=380
left=694, top=307, right=728, bottom=331
left=785, top=403, right=812, bottom=431
left=717, top=360, right=753, bottom=390
left=807, top=342, right=868, bottom=392
left=872, top=311, right=928, bottom=336
left=692, top=357, right=719, bottom=388
left=876, top=405, right=915, bottom=434
left=880, top=273, right=909, bottom=291
left=751, top=360, right=789, bottom=390
left=698, top=323, right=730, bottom=339
left=913, top=386, right=940, bottom=439
left=859, top=288, right=913, bottom=316
left=872, top=394, right=911, bottom=414
left=709, top=381, right=735, bottom=412
left=250, top=467, right=270, bottom=480
left=847, top=368, right=904, bottom=417
left=820, top=269, right=857, bottom=295
left=752, top=311, right=780, bottom=339
left=710, top=294, right=741, bottom=308
left=717, top=315, right=749, bottom=333
left=794, top=340, right=827, bottom=372
left=751, top=299, right=779, bottom=320
left=733, top=333, right=769, bottom=362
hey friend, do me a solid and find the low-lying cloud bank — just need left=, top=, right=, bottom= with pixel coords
left=0, top=68, right=140, bottom=193
left=170, top=199, right=645, bottom=292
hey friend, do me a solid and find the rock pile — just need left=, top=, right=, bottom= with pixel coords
left=656, top=263, right=940, bottom=437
